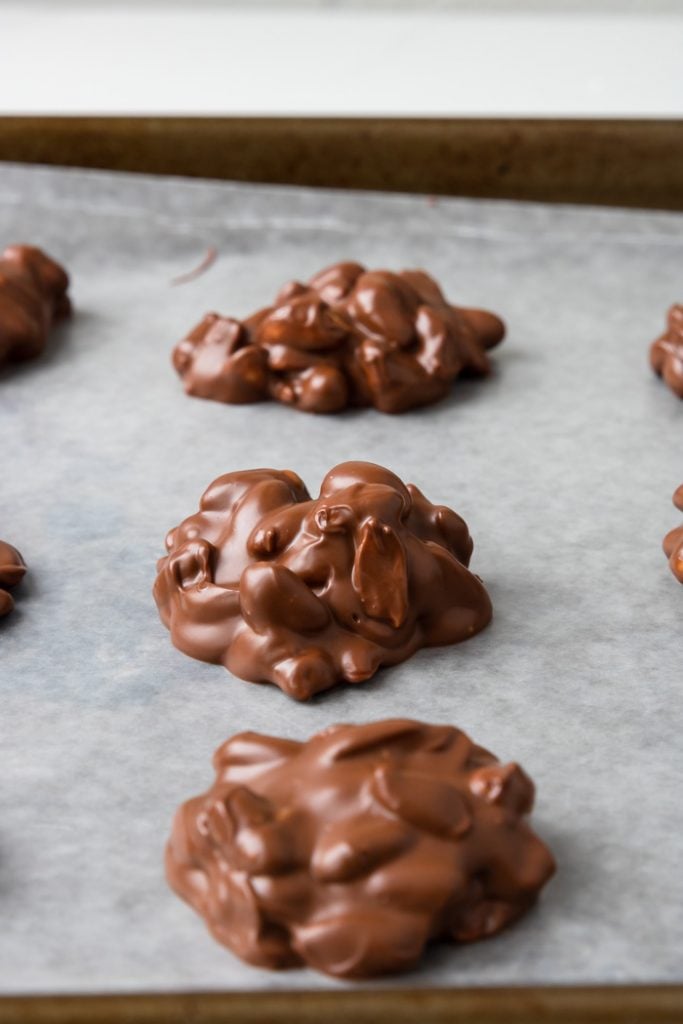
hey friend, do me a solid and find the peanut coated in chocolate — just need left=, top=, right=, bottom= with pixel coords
left=663, top=484, right=683, bottom=583
left=650, top=305, right=683, bottom=399
left=166, top=719, right=555, bottom=979
left=153, top=462, right=492, bottom=699
left=173, top=262, right=505, bottom=414
left=0, top=245, right=71, bottom=368
left=0, top=541, right=26, bottom=618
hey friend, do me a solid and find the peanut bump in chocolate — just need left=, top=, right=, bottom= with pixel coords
left=650, top=305, right=683, bottom=399
left=166, top=719, right=556, bottom=979
left=0, top=245, right=71, bottom=368
left=663, top=484, right=683, bottom=583
left=153, top=462, right=492, bottom=700
left=172, top=262, right=505, bottom=414
left=0, top=541, right=27, bottom=618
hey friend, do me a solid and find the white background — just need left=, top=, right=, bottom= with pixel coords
left=2, top=2, right=682, bottom=115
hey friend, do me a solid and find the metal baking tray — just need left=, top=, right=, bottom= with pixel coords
left=1, top=119, right=682, bottom=1024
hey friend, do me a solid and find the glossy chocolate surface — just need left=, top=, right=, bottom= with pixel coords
left=0, top=245, right=71, bottom=367
left=173, top=262, right=505, bottom=414
left=0, top=541, right=26, bottom=617
left=650, top=304, right=683, bottom=398
left=153, top=462, right=492, bottom=699
left=663, top=484, right=683, bottom=583
left=166, top=719, right=555, bottom=979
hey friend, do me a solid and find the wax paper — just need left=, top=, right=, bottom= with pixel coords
left=1, top=164, right=681, bottom=993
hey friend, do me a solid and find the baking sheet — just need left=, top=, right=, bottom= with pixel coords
left=1, top=163, right=681, bottom=995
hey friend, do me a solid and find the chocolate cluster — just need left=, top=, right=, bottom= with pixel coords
left=663, top=485, right=683, bottom=583
left=650, top=304, right=683, bottom=399
left=166, top=719, right=555, bottom=979
left=0, top=245, right=71, bottom=368
left=0, top=541, right=26, bottom=617
left=173, top=262, right=505, bottom=414
left=153, top=462, right=492, bottom=700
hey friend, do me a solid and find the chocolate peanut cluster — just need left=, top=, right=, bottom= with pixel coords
left=0, top=541, right=26, bottom=617
left=153, top=462, right=492, bottom=700
left=650, top=304, right=683, bottom=399
left=173, top=262, right=505, bottom=414
left=663, top=485, right=683, bottom=583
left=166, top=719, right=555, bottom=979
left=0, top=245, right=71, bottom=368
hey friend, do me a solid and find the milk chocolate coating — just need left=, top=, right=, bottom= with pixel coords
left=173, top=262, right=505, bottom=414
left=650, top=305, right=683, bottom=399
left=0, top=541, right=27, bottom=617
left=153, top=462, right=492, bottom=700
left=166, top=719, right=556, bottom=979
left=0, top=245, right=71, bottom=368
left=663, top=484, right=683, bottom=583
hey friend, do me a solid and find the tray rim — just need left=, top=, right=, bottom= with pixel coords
left=1, top=116, right=683, bottom=210
left=2, top=985, right=683, bottom=1023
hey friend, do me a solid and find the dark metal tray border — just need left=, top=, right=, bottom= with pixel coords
left=1, top=117, right=682, bottom=210
left=3, top=985, right=683, bottom=1024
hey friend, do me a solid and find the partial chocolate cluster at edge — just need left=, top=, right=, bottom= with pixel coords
left=650, top=304, right=683, bottom=399
left=0, top=245, right=71, bottom=368
left=663, top=485, right=683, bottom=583
left=0, top=541, right=26, bottom=617
left=173, top=262, right=505, bottom=414
left=166, top=719, right=556, bottom=979
left=153, top=462, right=492, bottom=700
